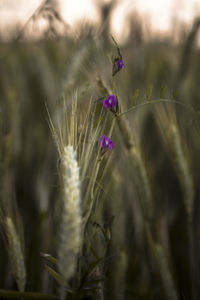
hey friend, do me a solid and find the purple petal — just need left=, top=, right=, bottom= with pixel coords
left=108, top=140, right=114, bottom=150
left=116, top=59, right=125, bottom=70
left=102, top=95, right=117, bottom=109
left=102, top=99, right=110, bottom=108
left=100, top=135, right=107, bottom=148
left=100, top=135, right=114, bottom=150
left=107, top=95, right=117, bottom=108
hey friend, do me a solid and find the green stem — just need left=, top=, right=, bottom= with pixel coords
left=118, top=99, right=196, bottom=117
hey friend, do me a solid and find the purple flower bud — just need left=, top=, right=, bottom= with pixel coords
left=100, top=135, right=114, bottom=150
left=102, top=94, right=117, bottom=109
left=116, top=59, right=125, bottom=70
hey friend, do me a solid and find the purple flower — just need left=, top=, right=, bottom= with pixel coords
left=100, top=135, right=114, bottom=150
left=102, top=94, right=117, bottom=109
left=116, top=59, right=125, bottom=70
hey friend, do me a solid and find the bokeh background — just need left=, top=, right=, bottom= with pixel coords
left=1, top=0, right=200, bottom=42
left=1, top=1, right=200, bottom=299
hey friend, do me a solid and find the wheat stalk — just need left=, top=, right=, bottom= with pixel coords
left=116, top=115, right=178, bottom=300
left=169, top=124, right=194, bottom=219
left=57, top=145, right=81, bottom=300
left=169, top=124, right=197, bottom=299
left=5, top=217, right=26, bottom=292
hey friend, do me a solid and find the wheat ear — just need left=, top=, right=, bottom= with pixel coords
left=169, top=124, right=197, bottom=299
left=169, top=124, right=194, bottom=219
left=116, top=116, right=178, bottom=300
left=5, top=217, right=26, bottom=292
left=58, top=145, right=81, bottom=300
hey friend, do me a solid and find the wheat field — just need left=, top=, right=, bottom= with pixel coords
left=1, top=4, right=200, bottom=299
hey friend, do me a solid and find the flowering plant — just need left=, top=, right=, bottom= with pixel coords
left=100, top=135, right=114, bottom=150
left=111, top=36, right=125, bottom=76
left=102, top=95, right=117, bottom=109
left=116, top=59, right=125, bottom=71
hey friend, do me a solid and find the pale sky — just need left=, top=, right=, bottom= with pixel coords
left=0, top=0, right=200, bottom=40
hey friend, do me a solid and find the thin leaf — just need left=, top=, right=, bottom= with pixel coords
left=41, top=253, right=58, bottom=265
left=45, top=265, right=63, bottom=284
left=94, top=102, right=103, bottom=116
left=132, top=89, right=139, bottom=106
left=111, top=35, right=122, bottom=59
left=160, top=86, right=166, bottom=98
left=146, top=85, right=153, bottom=101
left=173, top=89, right=179, bottom=100
left=93, top=115, right=104, bottom=129
left=83, top=257, right=104, bottom=281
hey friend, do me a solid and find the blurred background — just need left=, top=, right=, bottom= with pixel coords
left=1, top=0, right=200, bottom=43
left=1, top=1, right=200, bottom=299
